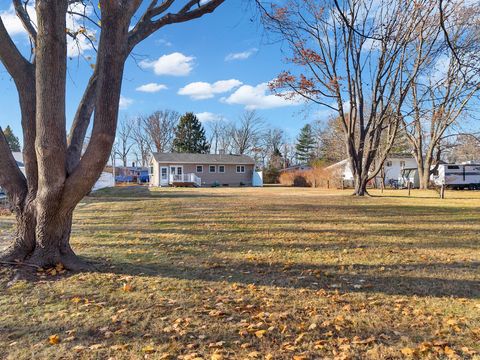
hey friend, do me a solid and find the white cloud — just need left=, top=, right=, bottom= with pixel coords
left=156, top=38, right=173, bottom=47
left=222, top=82, right=302, bottom=110
left=140, top=52, right=195, bottom=76
left=1, top=3, right=95, bottom=58
left=225, top=48, right=258, bottom=61
left=178, top=79, right=242, bottom=100
left=0, top=5, right=30, bottom=36
left=135, top=83, right=168, bottom=93
left=196, top=112, right=223, bottom=122
left=119, top=96, right=134, bottom=109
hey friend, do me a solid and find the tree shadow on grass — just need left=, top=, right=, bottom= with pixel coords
left=95, top=258, right=480, bottom=299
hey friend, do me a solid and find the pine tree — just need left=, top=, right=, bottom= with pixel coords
left=172, top=113, right=210, bottom=153
left=295, top=124, right=316, bottom=164
left=3, top=125, right=21, bottom=152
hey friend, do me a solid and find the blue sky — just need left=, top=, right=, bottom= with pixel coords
left=0, top=1, right=316, bottom=144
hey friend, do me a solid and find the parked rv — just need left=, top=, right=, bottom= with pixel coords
left=432, top=163, right=480, bottom=190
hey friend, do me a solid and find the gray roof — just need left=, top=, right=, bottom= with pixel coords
left=152, top=152, right=255, bottom=165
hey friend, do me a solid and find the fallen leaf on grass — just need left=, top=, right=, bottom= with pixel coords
left=48, top=334, right=60, bottom=345
left=142, top=345, right=156, bottom=354
left=254, top=329, right=267, bottom=338
left=401, top=347, right=415, bottom=357
left=122, top=283, right=134, bottom=292
left=211, top=353, right=223, bottom=360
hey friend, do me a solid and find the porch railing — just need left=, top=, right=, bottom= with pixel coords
left=169, top=173, right=201, bottom=187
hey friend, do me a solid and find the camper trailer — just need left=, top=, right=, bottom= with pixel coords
left=432, top=163, right=480, bottom=189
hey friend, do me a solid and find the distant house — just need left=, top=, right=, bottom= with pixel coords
left=150, top=152, right=260, bottom=187
left=113, top=165, right=149, bottom=183
left=326, top=154, right=417, bottom=187
left=5, top=152, right=114, bottom=192
left=279, top=165, right=312, bottom=174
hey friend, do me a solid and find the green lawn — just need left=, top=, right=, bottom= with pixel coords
left=0, top=187, right=479, bottom=359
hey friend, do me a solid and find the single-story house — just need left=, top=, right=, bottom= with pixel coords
left=150, top=152, right=261, bottom=187
left=113, top=166, right=149, bottom=183
left=326, top=154, right=417, bottom=187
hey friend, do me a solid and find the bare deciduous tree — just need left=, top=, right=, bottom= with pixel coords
left=143, top=110, right=180, bottom=154
left=130, top=117, right=150, bottom=167
left=232, top=110, right=264, bottom=155
left=401, top=2, right=480, bottom=189
left=115, top=118, right=134, bottom=167
left=0, top=0, right=225, bottom=270
left=263, top=0, right=436, bottom=195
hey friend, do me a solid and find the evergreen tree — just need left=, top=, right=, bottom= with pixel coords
left=3, top=125, right=20, bottom=152
left=172, top=112, right=210, bottom=153
left=295, top=124, right=316, bottom=164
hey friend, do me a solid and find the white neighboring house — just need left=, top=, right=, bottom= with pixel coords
left=326, top=154, right=417, bottom=187
left=9, top=152, right=114, bottom=192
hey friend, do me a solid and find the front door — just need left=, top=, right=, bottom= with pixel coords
left=169, top=165, right=183, bottom=182
left=160, top=166, right=169, bottom=186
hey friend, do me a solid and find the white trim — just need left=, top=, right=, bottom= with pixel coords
left=196, top=165, right=203, bottom=173
left=218, top=165, right=225, bottom=173
left=236, top=165, right=245, bottom=173
left=209, top=165, right=216, bottom=173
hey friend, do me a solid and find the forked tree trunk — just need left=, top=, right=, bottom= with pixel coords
left=0, top=0, right=225, bottom=271
left=353, top=173, right=369, bottom=196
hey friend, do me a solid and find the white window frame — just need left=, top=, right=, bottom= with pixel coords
left=236, top=165, right=245, bottom=173
left=385, top=161, right=392, bottom=167
left=209, top=165, right=216, bottom=173
left=196, top=165, right=203, bottom=173
left=218, top=165, right=225, bottom=173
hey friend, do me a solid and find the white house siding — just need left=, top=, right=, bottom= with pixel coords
left=378, top=157, right=417, bottom=185
left=327, top=156, right=417, bottom=186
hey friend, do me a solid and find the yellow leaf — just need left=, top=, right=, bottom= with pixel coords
left=293, top=356, right=308, bottom=360
left=401, top=347, right=415, bottom=357
left=254, top=329, right=267, bottom=338
left=71, top=297, right=82, bottom=303
left=142, top=345, right=156, bottom=354
left=211, top=353, right=223, bottom=360
left=444, top=346, right=456, bottom=358
left=48, top=334, right=60, bottom=345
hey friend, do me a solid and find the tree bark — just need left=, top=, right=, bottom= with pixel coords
left=0, top=0, right=226, bottom=272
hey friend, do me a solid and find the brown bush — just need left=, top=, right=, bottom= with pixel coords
left=279, top=166, right=343, bottom=188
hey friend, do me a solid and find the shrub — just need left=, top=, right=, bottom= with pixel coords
left=279, top=166, right=343, bottom=188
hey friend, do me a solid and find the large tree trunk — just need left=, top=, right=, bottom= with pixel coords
left=0, top=0, right=226, bottom=272
left=353, top=173, right=368, bottom=196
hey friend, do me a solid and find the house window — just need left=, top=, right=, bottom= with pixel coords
left=196, top=165, right=203, bottom=173
left=219, top=165, right=225, bottom=173
left=400, top=161, right=406, bottom=168
left=386, top=161, right=392, bottom=167
left=209, top=165, right=216, bottom=173
left=150, top=166, right=154, bottom=174
left=236, top=165, right=245, bottom=173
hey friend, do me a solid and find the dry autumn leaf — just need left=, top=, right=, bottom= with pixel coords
left=122, top=283, right=134, bottom=292
left=211, top=353, right=223, bottom=360
left=142, top=345, right=156, bottom=354
left=401, top=347, right=415, bottom=357
left=48, top=335, right=60, bottom=345
left=254, top=329, right=267, bottom=338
